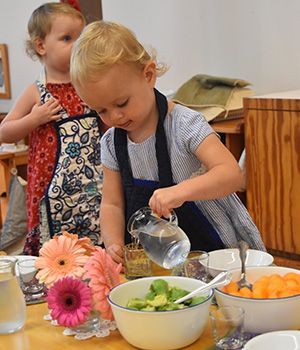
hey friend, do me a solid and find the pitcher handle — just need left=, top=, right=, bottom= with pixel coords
left=167, top=210, right=178, bottom=226
left=127, top=206, right=178, bottom=235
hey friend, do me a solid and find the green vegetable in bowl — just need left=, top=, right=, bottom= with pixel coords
left=150, top=279, right=169, bottom=295
left=127, top=278, right=208, bottom=311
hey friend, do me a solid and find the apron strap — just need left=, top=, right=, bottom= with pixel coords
left=35, top=68, right=69, bottom=120
left=154, top=89, right=173, bottom=187
left=114, top=88, right=173, bottom=187
left=114, top=128, right=133, bottom=187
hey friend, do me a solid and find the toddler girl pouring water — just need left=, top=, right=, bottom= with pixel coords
left=70, top=21, right=266, bottom=265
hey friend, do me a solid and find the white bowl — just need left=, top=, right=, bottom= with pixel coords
left=0, top=255, right=36, bottom=277
left=214, top=266, right=300, bottom=333
left=108, top=276, right=213, bottom=350
left=204, top=249, right=273, bottom=277
left=244, top=330, right=300, bottom=350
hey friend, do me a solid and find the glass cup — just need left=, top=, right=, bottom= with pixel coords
left=209, top=306, right=246, bottom=350
left=17, top=258, right=46, bottom=302
left=171, top=250, right=210, bottom=282
left=124, top=243, right=152, bottom=280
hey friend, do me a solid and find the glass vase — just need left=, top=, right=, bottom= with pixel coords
left=71, top=310, right=100, bottom=334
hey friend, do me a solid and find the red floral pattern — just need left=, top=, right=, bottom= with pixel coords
left=24, top=83, right=86, bottom=255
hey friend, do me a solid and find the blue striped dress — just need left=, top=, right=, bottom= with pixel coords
left=100, top=103, right=266, bottom=251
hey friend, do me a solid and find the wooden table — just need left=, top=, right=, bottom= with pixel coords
left=0, top=302, right=215, bottom=350
left=0, top=264, right=216, bottom=350
left=0, top=150, right=28, bottom=226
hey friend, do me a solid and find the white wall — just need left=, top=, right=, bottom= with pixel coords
left=1, top=0, right=300, bottom=112
left=102, top=0, right=300, bottom=95
left=0, top=0, right=52, bottom=113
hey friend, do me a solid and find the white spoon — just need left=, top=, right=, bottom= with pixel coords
left=174, top=271, right=232, bottom=304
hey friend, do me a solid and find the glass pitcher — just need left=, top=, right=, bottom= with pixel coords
left=0, top=259, right=26, bottom=334
left=127, top=207, right=191, bottom=269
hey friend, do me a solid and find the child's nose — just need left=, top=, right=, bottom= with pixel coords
left=111, top=110, right=124, bottom=123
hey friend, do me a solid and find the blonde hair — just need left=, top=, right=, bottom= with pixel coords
left=26, top=2, right=85, bottom=60
left=70, top=21, right=168, bottom=88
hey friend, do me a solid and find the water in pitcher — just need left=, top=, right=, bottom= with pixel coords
left=0, top=267, right=26, bottom=334
left=137, top=224, right=191, bottom=269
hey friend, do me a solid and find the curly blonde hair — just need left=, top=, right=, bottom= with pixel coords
left=70, top=21, right=168, bottom=88
left=26, top=2, right=85, bottom=60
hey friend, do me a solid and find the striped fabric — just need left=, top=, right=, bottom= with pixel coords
left=101, top=104, right=266, bottom=251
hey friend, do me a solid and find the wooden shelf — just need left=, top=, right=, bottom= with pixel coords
left=211, top=118, right=244, bottom=134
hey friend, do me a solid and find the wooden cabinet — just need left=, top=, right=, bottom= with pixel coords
left=244, top=90, right=300, bottom=256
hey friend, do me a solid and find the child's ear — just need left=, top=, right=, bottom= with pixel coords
left=34, top=38, right=46, bottom=56
left=143, top=61, right=157, bottom=86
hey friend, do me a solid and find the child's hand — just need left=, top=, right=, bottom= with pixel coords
left=149, top=186, right=184, bottom=218
left=106, top=243, right=125, bottom=266
left=30, top=98, right=62, bottom=126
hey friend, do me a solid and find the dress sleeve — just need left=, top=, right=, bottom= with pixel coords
left=100, top=128, right=120, bottom=171
left=177, top=110, right=216, bottom=154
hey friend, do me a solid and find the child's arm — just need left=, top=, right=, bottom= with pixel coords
left=0, top=83, right=62, bottom=143
left=100, top=165, right=126, bottom=265
left=149, top=133, right=244, bottom=218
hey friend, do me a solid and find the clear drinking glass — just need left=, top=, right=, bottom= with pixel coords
left=209, top=306, right=246, bottom=349
left=171, top=250, right=210, bottom=282
left=17, top=258, right=46, bottom=302
left=124, top=243, right=152, bottom=280
left=0, top=259, right=26, bottom=334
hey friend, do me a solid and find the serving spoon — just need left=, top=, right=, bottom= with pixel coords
left=237, top=240, right=253, bottom=291
left=174, top=271, right=232, bottom=304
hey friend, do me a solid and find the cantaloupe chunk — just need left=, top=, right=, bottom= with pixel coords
left=239, top=287, right=253, bottom=298
left=268, top=274, right=284, bottom=284
left=268, top=290, right=280, bottom=298
left=253, top=279, right=269, bottom=289
left=266, top=278, right=286, bottom=296
left=223, top=281, right=239, bottom=294
left=285, top=279, right=299, bottom=291
left=252, top=285, right=268, bottom=299
left=280, top=289, right=300, bottom=297
left=223, top=272, right=300, bottom=299
left=283, top=272, right=299, bottom=281
left=257, top=276, right=270, bottom=284
left=289, top=289, right=300, bottom=296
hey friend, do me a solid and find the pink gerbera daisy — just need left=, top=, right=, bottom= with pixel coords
left=35, top=233, right=89, bottom=287
left=84, top=247, right=122, bottom=320
left=47, top=276, right=92, bottom=328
